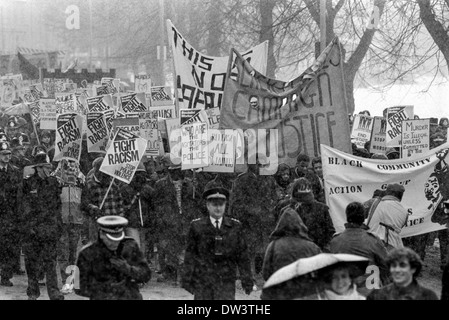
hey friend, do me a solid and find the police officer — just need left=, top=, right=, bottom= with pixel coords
left=182, top=180, right=254, bottom=300
left=75, top=216, right=151, bottom=300
left=0, top=141, right=22, bottom=286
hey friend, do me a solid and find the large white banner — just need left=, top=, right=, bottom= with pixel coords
left=321, top=143, right=449, bottom=238
left=167, top=19, right=268, bottom=110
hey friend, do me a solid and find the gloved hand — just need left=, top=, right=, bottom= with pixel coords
left=110, top=257, right=132, bottom=276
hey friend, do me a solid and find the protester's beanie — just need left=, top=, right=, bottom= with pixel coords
left=345, top=202, right=365, bottom=224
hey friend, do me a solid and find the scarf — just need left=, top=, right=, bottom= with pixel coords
left=321, top=285, right=365, bottom=300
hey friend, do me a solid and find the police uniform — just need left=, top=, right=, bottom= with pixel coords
left=182, top=182, right=254, bottom=300
left=75, top=216, right=151, bottom=300
left=0, top=141, right=22, bottom=286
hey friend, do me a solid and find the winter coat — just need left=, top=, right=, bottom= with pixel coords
left=121, top=182, right=154, bottom=229
left=330, top=223, right=390, bottom=291
left=0, top=163, right=22, bottom=235
left=367, top=195, right=408, bottom=249
left=22, top=169, right=63, bottom=242
left=76, top=237, right=151, bottom=300
left=367, top=280, right=438, bottom=300
left=182, top=216, right=253, bottom=299
left=278, top=194, right=335, bottom=251
left=262, top=207, right=321, bottom=282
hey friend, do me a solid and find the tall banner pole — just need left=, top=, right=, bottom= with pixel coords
left=138, top=197, right=143, bottom=227
left=100, top=177, right=115, bottom=210
left=320, top=0, right=327, bottom=54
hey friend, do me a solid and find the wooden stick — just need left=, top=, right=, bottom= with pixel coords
left=138, top=197, right=143, bottom=227
left=100, top=177, right=114, bottom=210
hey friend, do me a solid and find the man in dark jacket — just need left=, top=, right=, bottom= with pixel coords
left=182, top=181, right=254, bottom=300
left=279, top=177, right=335, bottom=251
left=22, top=149, right=64, bottom=300
left=330, top=201, right=390, bottom=296
left=76, top=216, right=151, bottom=300
left=0, top=141, right=22, bottom=286
left=152, top=157, right=201, bottom=284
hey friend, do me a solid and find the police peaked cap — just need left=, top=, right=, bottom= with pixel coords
left=97, top=216, right=128, bottom=241
left=202, top=180, right=229, bottom=200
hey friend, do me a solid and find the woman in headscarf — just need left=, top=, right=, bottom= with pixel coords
left=261, top=207, right=321, bottom=300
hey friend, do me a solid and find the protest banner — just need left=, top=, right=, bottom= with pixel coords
left=166, top=118, right=182, bottom=165
left=151, top=105, right=176, bottom=119
left=119, top=92, right=148, bottom=113
left=55, top=93, right=77, bottom=114
left=0, top=77, right=22, bottom=106
left=167, top=19, right=268, bottom=110
left=402, top=119, right=430, bottom=159
left=386, top=105, right=414, bottom=148
left=321, top=143, right=449, bottom=237
left=87, top=94, right=113, bottom=112
left=53, top=113, right=84, bottom=162
left=101, top=77, right=120, bottom=95
left=27, top=101, right=40, bottom=126
left=148, top=86, right=173, bottom=106
left=39, top=98, right=57, bottom=130
left=139, top=111, right=160, bottom=156
left=43, top=78, right=68, bottom=98
left=180, top=108, right=209, bottom=126
left=203, top=129, right=235, bottom=173
left=112, top=114, right=140, bottom=137
left=219, top=37, right=351, bottom=169
left=181, top=121, right=208, bottom=170
left=204, top=107, right=220, bottom=129
left=104, top=109, right=115, bottom=133
left=351, top=114, right=374, bottom=148
left=369, top=116, right=387, bottom=154
left=134, top=74, right=152, bottom=93
left=23, top=83, right=45, bottom=103
left=100, top=128, right=147, bottom=184
left=87, top=112, right=109, bottom=153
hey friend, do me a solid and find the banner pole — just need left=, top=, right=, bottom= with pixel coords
left=138, top=197, right=143, bottom=227
left=100, top=177, right=114, bottom=210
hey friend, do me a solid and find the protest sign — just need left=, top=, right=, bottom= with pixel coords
left=166, top=118, right=182, bottom=165
left=119, top=92, right=148, bottom=113
left=180, top=108, right=208, bottom=126
left=219, top=38, right=351, bottom=168
left=386, top=105, right=414, bottom=148
left=151, top=105, right=176, bottom=119
left=204, top=107, right=220, bottom=129
left=23, top=83, right=45, bottom=103
left=148, top=86, right=173, bottom=106
left=135, top=74, right=152, bottom=93
left=100, top=128, right=147, bottom=184
left=55, top=93, right=77, bottom=114
left=181, top=121, right=208, bottom=170
left=53, top=113, right=84, bottom=162
left=0, top=77, right=21, bottom=106
left=203, top=129, right=235, bottom=173
left=87, top=95, right=113, bottom=112
left=39, top=99, right=57, bottom=130
left=369, top=116, right=387, bottom=154
left=321, top=143, right=449, bottom=237
left=27, top=101, right=40, bottom=126
left=101, top=77, right=120, bottom=95
left=402, top=119, right=430, bottom=159
left=112, top=114, right=140, bottom=137
left=351, top=114, right=374, bottom=148
left=167, top=19, right=268, bottom=110
left=87, top=112, right=109, bottom=153
left=139, top=111, right=160, bottom=156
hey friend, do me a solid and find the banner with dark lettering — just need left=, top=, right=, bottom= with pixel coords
left=119, top=93, right=148, bottom=113
left=203, top=129, right=235, bottom=173
left=53, top=113, right=84, bottom=162
left=369, top=116, right=387, bottom=154
left=321, top=143, right=449, bottom=237
left=219, top=37, right=351, bottom=167
left=27, top=101, right=40, bottom=126
left=112, top=114, right=140, bottom=139
left=39, top=99, right=57, bottom=130
left=87, top=112, right=109, bottom=154
left=204, top=107, right=220, bottom=129
left=167, top=19, right=268, bottom=110
left=181, top=122, right=208, bottom=170
left=100, top=128, right=147, bottom=184
left=23, top=83, right=45, bottom=103
left=149, top=86, right=173, bottom=106
left=386, top=105, right=414, bottom=148
left=351, top=114, right=373, bottom=148
left=100, top=77, right=120, bottom=95
left=139, top=111, right=160, bottom=157
left=55, top=93, right=77, bottom=114
left=87, top=95, right=113, bottom=113
left=180, top=109, right=208, bottom=126
left=401, top=119, right=430, bottom=159
left=151, top=105, right=176, bottom=119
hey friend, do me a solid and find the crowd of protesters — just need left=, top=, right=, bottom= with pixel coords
left=1, top=107, right=449, bottom=300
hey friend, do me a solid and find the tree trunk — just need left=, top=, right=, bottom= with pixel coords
left=207, top=0, right=223, bottom=56
left=418, top=0, right=449, bottom=74
left=259, top=0, right=277, bottom=78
